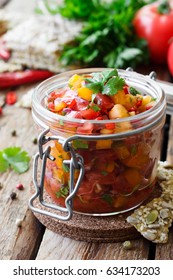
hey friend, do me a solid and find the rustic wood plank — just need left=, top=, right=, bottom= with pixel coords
left=36, top=229, right=150, bottom=260
left=0, top=85, right=45, bottom=260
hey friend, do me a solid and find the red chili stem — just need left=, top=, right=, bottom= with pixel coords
left=0, top=70, right=54, bottom=88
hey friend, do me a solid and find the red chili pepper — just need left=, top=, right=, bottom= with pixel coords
left=6, top=91, right=17, bottom=105
left=123, top=85, right=129, bottom=95
left=0, top=107, right=3, bottom=115
left=146, top=104, right=153, bottom=110
left=136, top=99, right=142, bottom=107
left=128, top=106, right=137, bottom=112
left=0, top=69, right=54, bottom=88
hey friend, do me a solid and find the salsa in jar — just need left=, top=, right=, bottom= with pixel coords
left=32, top=68, right=166, bottom=215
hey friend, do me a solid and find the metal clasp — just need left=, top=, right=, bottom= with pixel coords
left=29, top=128, right=85, bottom=221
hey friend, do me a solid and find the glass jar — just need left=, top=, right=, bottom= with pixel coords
left=29, top=68, right=166, bottom=220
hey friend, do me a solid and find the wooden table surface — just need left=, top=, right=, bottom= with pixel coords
left=0, top=0, right=173, bottom=260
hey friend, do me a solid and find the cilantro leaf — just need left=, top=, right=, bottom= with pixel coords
left=73, top=140, right=89, bottom=149
left=102, top=69, right=118, bottom=83
left=88, top=104, right=101, bottom=112
left=85, top=68, right=125, bottom=96
left=55, top=186, right=69, bottom=198
left=0, top=147, right=30, bottom=174
left=129, top=87, right=139, bottom=96
left=102, top=76, right=125, bottom=95
left=86, top=81, right=103, bottom=93
left=102, top=194, right=113, bottom=205
left=0, top=152, right=9, bottom=172
left=62, top=163, right=70, bottom=172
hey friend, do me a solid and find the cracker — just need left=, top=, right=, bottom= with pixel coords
left=127, top=161, right=173, bottom=243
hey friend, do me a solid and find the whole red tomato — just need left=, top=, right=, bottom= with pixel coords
left=133, top=1, right=173, bottom=63
left=167, top=39, right=173, bottom=75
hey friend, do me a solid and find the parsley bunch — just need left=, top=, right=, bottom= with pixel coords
left=57, top=0, right=149, bottom=69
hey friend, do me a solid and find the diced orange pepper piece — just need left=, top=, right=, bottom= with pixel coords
left=114, top=144, right=130, bottom=160
left=106, top=161, right=115, bottom=173
left=123, top=168, right=142, bottom=187
left=111, top=90, right=126, bottom=105
left=78, top=87, right=93, bottom=101
left=123, top=144, right=150, bottom=169
left=96, top=139, right=113, bottom=149
left=113, top=196, right=127, bottom=208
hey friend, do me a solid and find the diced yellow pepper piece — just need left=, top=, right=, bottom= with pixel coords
left=109, top=104, right=129, bottom=119
left=55, top=101, right=66, bottom=112
left=68, top=74, right=84, bottom=89
left=138, top=96, right=153, bottom=113
left=114, top=121, right=132, bottom=133
left=96, top=139, right=113, bottom=149
left=78, top=87, right=93, bottom=101
left=100, top=128, right=114, bottom=134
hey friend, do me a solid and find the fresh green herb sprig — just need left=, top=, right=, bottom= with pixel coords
left=85, top=68, right=125, bottom=95
left=0, top=147, right=30, bottom=174
left=129, top=87, right=139, bottom=96
left=55, top=186, right=69, bottom=198
left=57, top=0, right=149, bottom=68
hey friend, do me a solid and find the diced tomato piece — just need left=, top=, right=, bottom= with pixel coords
left=47, top=102, right=55, bottom=111
left=74, top=97, right=89, bottom=111
left=96, top=116, right=103, bottom=120
left=77, top=122, right=94, bottom=134
left=81, top=108, right=100, bottom=120
left=105, top=123, right=115, bottom=130
left=65, top=111, right=82, bottom=119
left=63, top=98, right=76, bottom=109
left=94, top=93, right=114, bottom=112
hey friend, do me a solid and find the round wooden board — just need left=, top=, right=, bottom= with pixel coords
left=31, top=183, right=161, bottom=243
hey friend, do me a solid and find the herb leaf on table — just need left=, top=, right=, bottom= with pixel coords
left=0, top=147, right=30, bottom=174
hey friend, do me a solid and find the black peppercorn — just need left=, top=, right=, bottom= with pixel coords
left=10, top=191, right=17, bottom=200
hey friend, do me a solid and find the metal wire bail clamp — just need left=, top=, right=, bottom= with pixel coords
left=29, top=128, right=85, bottom=221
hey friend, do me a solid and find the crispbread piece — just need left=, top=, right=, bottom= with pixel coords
left=1, top=14, right=82, bottom=73
left=127, top=161, right=173, bottom=243
left=0, top=60, right=22, bottom=72
left=0, top=11, right=24, bottom=35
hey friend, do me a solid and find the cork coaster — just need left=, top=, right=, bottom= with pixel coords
left=31, top=182, right=162, bottom=243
